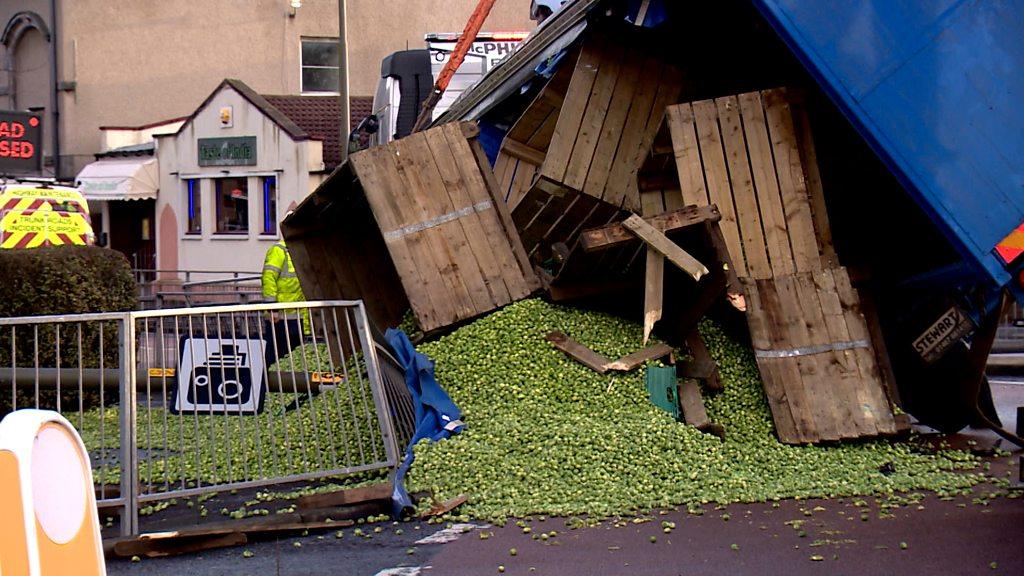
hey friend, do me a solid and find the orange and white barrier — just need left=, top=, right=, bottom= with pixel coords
left=0, top=410, right=106, bottom=576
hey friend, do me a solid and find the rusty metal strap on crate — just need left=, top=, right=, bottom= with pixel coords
left=382, top=201, right=493, bottom=241
left=754, top=339, right=870, bottom=359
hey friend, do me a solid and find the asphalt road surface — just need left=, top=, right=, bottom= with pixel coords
left=107, top=463, right=1022, bottom=576
left=107, top=384, right=1024, bottom=576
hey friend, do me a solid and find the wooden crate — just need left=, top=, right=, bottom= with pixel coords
left=493, top=61, right=574, bottom=211
left=664, top=88, right=896, bottom=443
left=285, top=122, right=539, bottom=334
left=533, top=32, right=684, bottom=211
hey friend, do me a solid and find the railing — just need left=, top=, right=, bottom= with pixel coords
left=0, top=301, right=404, bottom=536
left=134, top=270, right=264, bottom=309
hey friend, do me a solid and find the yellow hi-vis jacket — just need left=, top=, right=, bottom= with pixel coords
left=262, top=241, right=307, bottom=322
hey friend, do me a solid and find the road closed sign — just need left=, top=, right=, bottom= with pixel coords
left=0, top=110, right=43, bottom=175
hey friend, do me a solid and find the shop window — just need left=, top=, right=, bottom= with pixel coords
left=215, top=177, right=249, bottom=234
left=185, top=179, right=201, bottom=234
left=262, top=177, right=277, bottom=235
left=301, top=38, right=340, bottom=93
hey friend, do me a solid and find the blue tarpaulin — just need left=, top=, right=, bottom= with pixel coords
left=385, top=328, right=465, bottom=517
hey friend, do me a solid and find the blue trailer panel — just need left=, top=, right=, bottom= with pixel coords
left=752, top=0, right=1024, bottom=295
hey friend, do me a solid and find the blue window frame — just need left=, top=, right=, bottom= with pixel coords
left=185, top=179, right=201, bottom=234
left=262, top=177, right=277, bottom=235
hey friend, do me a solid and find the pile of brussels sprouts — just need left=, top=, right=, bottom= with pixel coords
left=407, top=299, right=982, bottom=523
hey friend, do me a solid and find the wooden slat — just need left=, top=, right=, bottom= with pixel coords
left=603, top=54, right=666, bottom=209
left=763, top=89, right=820, bottom=273
left=527, top=109, right=561, bottom=150
left=666, top=104, right=709, bottom=207
left=546, top=330, right=611, bottom=373
left=684, top=330, right=722, bottom=392
left=717, top=95, right=771, bottom=278
left=544, top=37, right=606, bottom=183
left=297, top=483, right=392, bottom=510
left=626, top=61, right=684, bottom=211
left=350, top=146, right=455, bottom=329
left=494, top=151, right=516, bottom=201
left=831, top=268, right=897, bottom=434
left=503, top=139, right=547, bottom=167
left=758, top=278, right=816, bottom=443
left=621, top=214, right=709, bottom=281
left=462, top=127, right=541, bottom=294
left=390, top=134, right=478, bottom=320
left=443, top=124, right=534, bottom=300
left=643, top=248, right=664, bottom=345
left=738, top=92, right=795, bottom=277
left=859, top=289, right=902, bottom=406
left=793, top=273, right=859, bottom=440
left=789, top=92, right=837, bottom=267
left=692, top=99, right=746, bottom=277
left=564, top=41, right=627, bottom=191
left=743, top=279, right=799, bottom=442
left=507, top=160, right=539, bottom=211
left=583, top=45, right=645, bottom=198
left=579, top=204, right=720, bottom=251
left=774, top=275, right=840, bottom=441
left=423, top=127, right=512, bottom=307
left=604, top=343, right=674, bottom=372
left=679, top=379, right=711, bottom=429
left=812, top=269, right=876, bottom=437
left=539, top=193, right=602, bottom=254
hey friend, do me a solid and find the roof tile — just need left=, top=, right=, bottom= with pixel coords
left=262, top=94, right=374, bottom=170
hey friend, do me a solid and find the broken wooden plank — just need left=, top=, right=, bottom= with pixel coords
left=579, top=205, right=720, bottom=251
left=604, top=343, right=674, bottom=372
left=110, top=531, right=247, bottom=559
left=621, top=214, right=709, bottom=281
left=684, top=331, right=722, bottom=392
left=421, top=494, right=469, bottom=519
left=297, top=483, right=392, bottom=510
left=546, top=331, right=612, bottom=373
left=107, top=516, right=355, bottom=559
left=643, top=248, right=664, bottom=345
left=678, top=379, right=710, bottom=430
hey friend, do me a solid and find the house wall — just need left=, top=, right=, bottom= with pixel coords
left=155, top=85, right=323, bottom=275
left=2, top=0, right=535, bottom=178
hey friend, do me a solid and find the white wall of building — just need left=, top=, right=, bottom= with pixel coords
left=155, top=84, right=325, bottom=277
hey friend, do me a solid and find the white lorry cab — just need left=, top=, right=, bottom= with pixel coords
left=367, top=32, right=528, bottom=147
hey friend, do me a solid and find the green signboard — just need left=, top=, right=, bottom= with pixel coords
left=198, top=136, right=257, bottom=167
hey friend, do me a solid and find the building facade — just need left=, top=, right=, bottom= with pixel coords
left=0, top=0, right=534, bottom=273
left=1, top=0, right=533, bottom=179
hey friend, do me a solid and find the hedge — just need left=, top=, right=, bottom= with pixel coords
left=0, top=246, right=138, bottom=415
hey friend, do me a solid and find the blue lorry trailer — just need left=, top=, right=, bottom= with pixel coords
left=388, top=0, right=1024, bottom=438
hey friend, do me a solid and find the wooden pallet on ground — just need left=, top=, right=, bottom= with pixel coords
left=664, top=88, right=897, bottom=443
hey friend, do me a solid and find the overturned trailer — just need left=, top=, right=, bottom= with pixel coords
left=286, top=0, right=1024, bottom=445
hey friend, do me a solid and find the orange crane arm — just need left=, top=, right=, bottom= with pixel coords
left=411, top=0, right=498, bottom=132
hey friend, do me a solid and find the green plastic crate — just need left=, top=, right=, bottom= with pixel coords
left=645, top=365, right=680, bottom=420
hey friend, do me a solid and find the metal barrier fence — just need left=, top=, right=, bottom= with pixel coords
left=0, top=301, right=403, bottom=536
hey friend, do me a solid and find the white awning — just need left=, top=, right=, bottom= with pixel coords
left=76, top=156, right=158, bottom=201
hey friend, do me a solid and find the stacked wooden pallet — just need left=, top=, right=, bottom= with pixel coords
left=663, top=88, right=897, bottom=443
left=531, top=33, right=684, bottom=211
left=493, top=61, right=573, bottom=211
left=285, top=122, right=539, bottom=334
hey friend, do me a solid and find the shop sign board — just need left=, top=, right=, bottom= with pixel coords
left=0, top=110, right=43, bottom=175
left=197, top=136, right=257, bottom=167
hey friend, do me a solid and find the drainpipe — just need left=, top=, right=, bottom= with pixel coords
left=337, top=0, right=349, bottom=162
left=50, top=0, right=61, bottom=179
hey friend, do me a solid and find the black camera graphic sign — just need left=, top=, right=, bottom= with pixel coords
left=172, top=339, right=267, bottom=415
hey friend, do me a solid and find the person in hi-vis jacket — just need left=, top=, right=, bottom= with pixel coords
left=261, top=239, right=306, bottom=368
